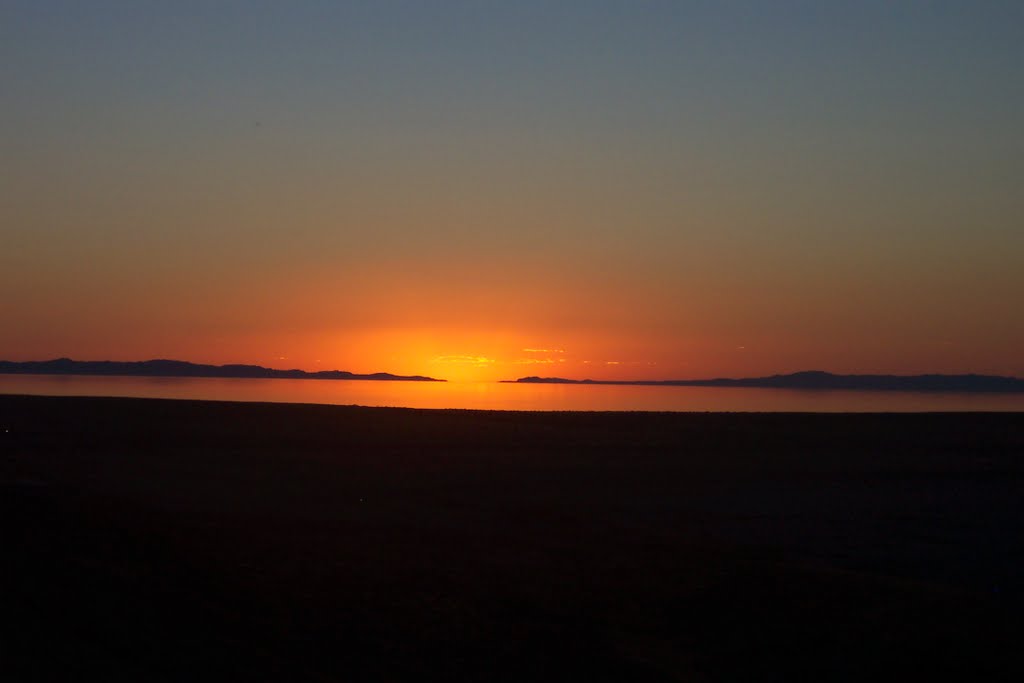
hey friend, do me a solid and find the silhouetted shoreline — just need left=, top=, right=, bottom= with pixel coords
left=508, top=370, right=1024, bottom=392
left=0, top=358, right=444, bottom=382
left=2, top=395, right=1022, bottom=681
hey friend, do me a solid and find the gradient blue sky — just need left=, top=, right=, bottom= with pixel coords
left=3, top=1, right=1022, bottom=379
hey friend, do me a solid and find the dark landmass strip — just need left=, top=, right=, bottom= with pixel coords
left=510, top=369, right=1024, bottom=392
left=3, top=395, right=1023, bottom=681
left=0, top=358, right=444, bottom=382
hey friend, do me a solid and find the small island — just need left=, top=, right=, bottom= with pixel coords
left=0, top=358, right=445, bottom=382
left=506, top=370, right=1024, bottom=393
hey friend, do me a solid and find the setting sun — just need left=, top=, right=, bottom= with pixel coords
left=3, top=3, right=1023, bottom=680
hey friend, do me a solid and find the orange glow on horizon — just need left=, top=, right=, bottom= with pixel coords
left=327, top=329, right=581, bottom=383
left=8, top=316, right=1021, bottom=383
left=104, top=325, right=682, bottom=383
left=4, top=5, right=1023, bottom=385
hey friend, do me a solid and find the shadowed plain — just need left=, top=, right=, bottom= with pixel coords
left=3, top=395, right=1022, bottom=681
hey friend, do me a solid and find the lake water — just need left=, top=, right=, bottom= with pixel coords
left=2, top=374, right=1023, bottom=412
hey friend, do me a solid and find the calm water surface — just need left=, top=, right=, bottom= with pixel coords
left=2, top=374, right=1023, bottom=411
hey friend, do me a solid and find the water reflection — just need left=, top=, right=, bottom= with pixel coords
left=2, top=374, right=1023, bottom=412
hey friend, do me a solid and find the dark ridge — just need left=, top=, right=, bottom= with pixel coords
left=0, top=358, right=444, bottom=382
left=507, top=370, right=1024, bottom=393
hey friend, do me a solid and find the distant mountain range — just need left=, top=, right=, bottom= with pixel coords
left=0, top=358, right=444, bottom=382
left=508, top=370, right=1024, bottom=393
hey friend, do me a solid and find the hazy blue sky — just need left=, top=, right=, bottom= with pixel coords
left=3, top=1, right=1022, bottom=379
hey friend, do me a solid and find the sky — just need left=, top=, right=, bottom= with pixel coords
left=2, top=1, right=1022, bottom=381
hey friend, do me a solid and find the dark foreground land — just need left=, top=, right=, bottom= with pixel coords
left=2, top=396, right=1023, bottom=681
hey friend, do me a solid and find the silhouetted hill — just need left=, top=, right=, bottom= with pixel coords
left=0, top=358, right=444, bottom=382
left=509, top=370, right=1024, bottom=393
